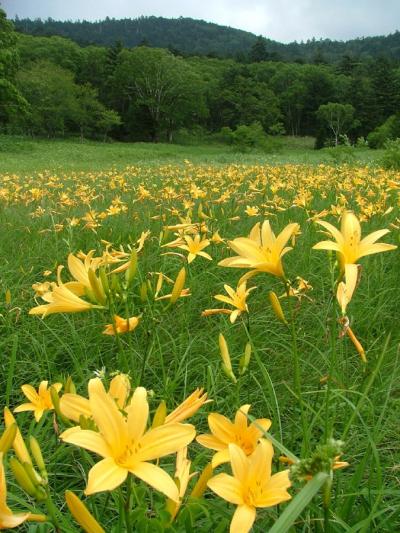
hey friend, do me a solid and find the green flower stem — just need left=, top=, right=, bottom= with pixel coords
left=285, top=281, right=309, bottom=454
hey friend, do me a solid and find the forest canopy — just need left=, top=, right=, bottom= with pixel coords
left=1, top=10, right=400, bottom=146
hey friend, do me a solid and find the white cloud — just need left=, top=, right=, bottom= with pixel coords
left=2, top=0, right=400, bottom=42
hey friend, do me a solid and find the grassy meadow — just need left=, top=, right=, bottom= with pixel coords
left=0, top=136, right=399, bottom=532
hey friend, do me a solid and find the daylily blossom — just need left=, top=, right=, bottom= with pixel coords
left=207, top=440, right=291, bottom=533
left=61, top=379, right=195, bottom=499
left=212, top=281, right=256, bottom=323
left=103, top=315, right=140, bottom=335
left=177, top=234, right=212, bottom=263
left=313, top=211, right=397, bottom=268
left=29, top=283, right=97, bottom=316
left=219, top=220, right=299, bottom=280
left=197, top=404, right=271, bottom=467
left=14, top=381, right=62, bottom=422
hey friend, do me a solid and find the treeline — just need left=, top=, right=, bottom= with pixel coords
left=1, top=10, right=400, bottom=146
left=13, top=15, right=400, bottom=62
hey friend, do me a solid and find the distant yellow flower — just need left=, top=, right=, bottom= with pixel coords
left=0, top=452, right=29, bottom=529
left=31, top=282, right=52, bottom=297
left=313, top=211, right=397, bottom=268
left=213, top=281, right=256, bottom=323
left=207, top=440, right=291, bottom=533
left=245, top=206, right=259, bottom=217
left=103, top=315, right=140, bottom=335
left=14, top=381, right=62, bottom=422
left=211, top=231, right=224, bottom=244
left=197, top=404, right=271, bottom=467
left=177, top=234, right=212, bottom=263
left=61, top=379, right=195, bottom=499
left=219, top=220, right=299, bottom=281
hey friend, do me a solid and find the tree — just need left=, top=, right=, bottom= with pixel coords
left=113, top=47, right=207, bottom=141
left=317, top=102, right=355, bottom=146
left=212, top=65, right=281, bottom=132
left=249, top=37, right=268, bottom=62
left=16, top=61, right=77, bottom=136
left=0, top=9, right=27, bottom=129
left=15, top=60, right=119, bottom=138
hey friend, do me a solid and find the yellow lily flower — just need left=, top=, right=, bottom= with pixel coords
left=0, top=452, right=30, bottom=529
left=207, top=440, right=291, bottom=533
left=177, top=234, right=212, bottom=263
left=197, top=405, right=271, bottom=467
left=219, top=220, right=299, bottom=280
left=103, top=315, right=140, bottom=335
left=14, top=381, right=62, bottom=422
left=60, top=379, right=195, bottom=499
left=313, top=211, right=397, bottom=268
left=213, top=281, right=256, bottom=323
left=60, top=374, right=131, bottom=423
left=29, top=283, right=97, bottom=317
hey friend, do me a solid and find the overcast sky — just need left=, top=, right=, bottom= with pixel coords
left=2, top=0, right=399, bottom=43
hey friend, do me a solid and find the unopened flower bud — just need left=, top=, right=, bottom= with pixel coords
left=0, top=423, right=17, bottom=454
left=125, top=249, right=137, bottom=286
left=269, top=291, right=288, bottom=325
left=9, top=458, right=37, bottom=497
left=191, top=462, right=213, bottom=498
left=219, top=334, right=237, bottom=384
left=29, top=436, right=47, bottom=482
left=170, top=268, right=186, bottom=304
left=239, top=342, right=252, bottom=375
left=65, top=491, right=105, bottom=533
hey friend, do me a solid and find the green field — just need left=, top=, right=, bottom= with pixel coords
left=0, top=136, right=399, bottom=532
left=0, top=135, right=385, bottom=172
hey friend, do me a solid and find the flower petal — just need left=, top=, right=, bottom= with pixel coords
left=230, top=504, right=256, bottom=533
left=256, top=470, right=292, bottom=507
left=60, top=394, right=91, bottom=423
left=207, top=473, right=244, bottom=505
left=212, top=448, right=231, bottom=468
left=137, top=423, right=195, bottom=462
left=130, top=461, right=179, bottom=501
left=208, top=413, right=235, bottom=443
left=229, top=444, right=249, bottom=484
left=85, top=458, right=127, bottom=495
left=88, top=378, right=128, bottom=455
left=61, top=428, right=110, bottom=458
left=126, top=387, right=149, bottom=441
left=196, top=434, right=226, bottom=451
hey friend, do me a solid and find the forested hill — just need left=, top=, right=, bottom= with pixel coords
left=12, top=16, right=400, bottom=62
